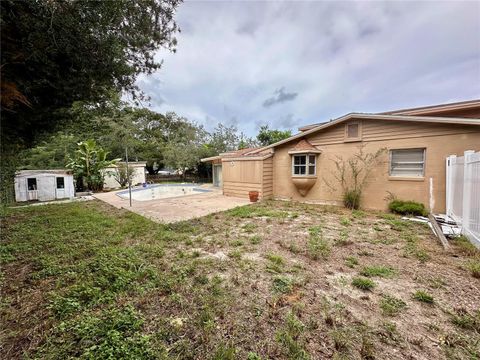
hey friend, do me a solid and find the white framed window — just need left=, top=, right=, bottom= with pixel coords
left=389, top=148, right=425, bottom=177
left=292, top=154, right=316, bottom=176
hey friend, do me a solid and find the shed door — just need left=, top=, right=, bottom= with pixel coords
left=55, top=177, right=66, bottom=199
left=213, top=164, right=222, bottom=187
left=38, top=176, right=56, bottom=201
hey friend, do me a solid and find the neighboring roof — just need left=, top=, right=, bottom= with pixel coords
left=201, top=147, right=273, bottom=162
left=381, top=99, right=480, bottom=116
left=105, top=161, right=147, bottom=168
left=16, top=169, right=71, bottom=176
left=248, top=113, right=480, bottom=155
left=298, top=121, right=328, bottom=132
left=298, top=99, right=480, bottom=131
left=200, top=155, right=222, bottom=162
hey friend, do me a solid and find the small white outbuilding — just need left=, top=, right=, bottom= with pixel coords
left=15, top=170, right=75, bottom=202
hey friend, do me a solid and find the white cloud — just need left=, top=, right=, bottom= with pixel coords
left=138, top=0, right=480, bottom=136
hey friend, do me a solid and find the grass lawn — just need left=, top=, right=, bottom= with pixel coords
left=1, top=200, right=479, bottom=359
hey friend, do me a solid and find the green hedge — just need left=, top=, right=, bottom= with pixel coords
left=388, top=199, right=428, bottom=217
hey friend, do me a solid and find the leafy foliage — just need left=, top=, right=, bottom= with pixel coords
left=1, top=0, right=181, bottom=144
left=257, top=125, right=292, bottom=146
left=66, top=140, right=118, bottom=191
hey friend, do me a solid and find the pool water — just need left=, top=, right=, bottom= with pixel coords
left=116, top=184, right=212, bottom=201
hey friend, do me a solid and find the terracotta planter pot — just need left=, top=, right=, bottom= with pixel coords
left=248, top=191, right=259, bottom=202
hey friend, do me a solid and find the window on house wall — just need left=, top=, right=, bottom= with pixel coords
left=292, top=155, right=316, bottom=175
left=56, top=177, right=65, bottom=189
left=27, top=178, right=37, bottom=190
left=390, top=148, right=426, bottom=177
left=346, top=123, right=359, bottom=138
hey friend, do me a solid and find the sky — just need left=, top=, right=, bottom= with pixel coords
left=136, top=0, right=480, bottom=137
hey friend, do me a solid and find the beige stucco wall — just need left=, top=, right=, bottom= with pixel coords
left=272, top=119, right=480, bottom=212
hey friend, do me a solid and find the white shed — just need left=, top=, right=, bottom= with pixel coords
left=15, top=170, right=75, bottom=202
left=103, top=161, right=147, bottom=189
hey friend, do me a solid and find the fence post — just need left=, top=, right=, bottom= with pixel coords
left=446, top=155, right=455, bottom=219
left=462, top=150, right=474, bottom=233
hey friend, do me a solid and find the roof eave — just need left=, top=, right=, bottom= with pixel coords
left=248, top=113, right=480, bottom=154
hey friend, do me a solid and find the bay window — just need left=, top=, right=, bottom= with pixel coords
left=292, top=154, right=316, bottom=176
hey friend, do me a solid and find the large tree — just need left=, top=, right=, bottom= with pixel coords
left=256, top=125, right=292, bottom=146
left=1, top=0, right=181, bottom=145
left=0, top=0, right=181, bottom=202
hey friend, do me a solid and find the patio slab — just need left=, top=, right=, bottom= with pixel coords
left=93, top=187, right=250, bottom=223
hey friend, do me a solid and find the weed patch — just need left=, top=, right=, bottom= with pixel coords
left=379, top=295, right=407, bottom=316
left=413, top=290, right=434, bottom=304
left=272, top=276, right=295, bottom=294
left=345, top=256, right=359, bottom=268
left=266, top=253, right=286, bottom=273
left=452, top=235, right=479, bottom=257
left=250, top=235, right=262, bottom=245
left=227, top=205, right=287, bottom=219
left=276, top=312, right=310, bottom=360
left=450, top=309, right=480, bottom=331
left=307, top=226, right=330, bottom=260
left=37, top=305, right=159, bottom=359
left=360, top=265, right=396, bottom=278
left=351, top=277, right=375, bottom=291
left=403, top=235, right=430, bottom=262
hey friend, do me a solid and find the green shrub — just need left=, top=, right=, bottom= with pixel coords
left=351, top=277, right=375, bottom=291
left=388, top=199, right=428, bottom=217
left=413, top=290, right=434, bottom=303
left=343, top=190, right=361, bottom=210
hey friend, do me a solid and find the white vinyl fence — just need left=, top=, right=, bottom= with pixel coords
left=446, top=150, right=480, bottom=248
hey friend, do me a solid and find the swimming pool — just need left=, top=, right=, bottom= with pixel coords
left=116, top=184, right=212, bottom=201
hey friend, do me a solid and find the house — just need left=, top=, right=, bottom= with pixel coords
left=15, top=170, right=75, bottom=202
left=201, top=99, right=480, bottom=212
left=103, top=161, right=147, bottom=189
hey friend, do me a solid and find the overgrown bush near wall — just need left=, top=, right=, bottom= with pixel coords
left=388, top=199, right=428, bottom=217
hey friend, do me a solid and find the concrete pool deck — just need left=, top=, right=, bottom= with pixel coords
left=93, top=186, right=251, bottom=223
